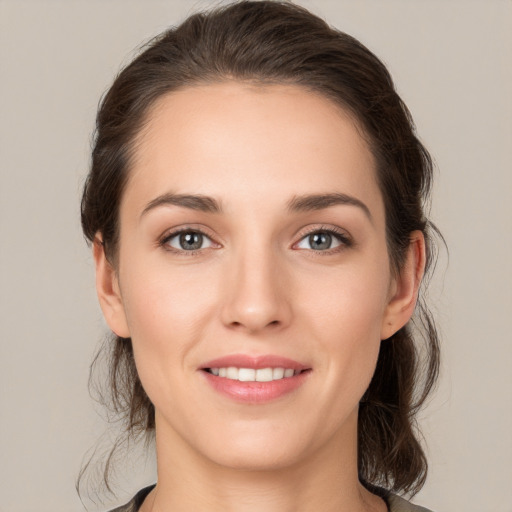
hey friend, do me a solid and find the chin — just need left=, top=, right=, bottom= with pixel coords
left=194, top=421, right=326, bottom=473
left=207, top=444, right=307, bottom=472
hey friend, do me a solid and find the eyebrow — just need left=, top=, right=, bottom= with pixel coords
left=141, top=193, right=223, bottom=218
left=140, top=191, right=371, bottom=221
left=287, top=193, right=372, bottom=221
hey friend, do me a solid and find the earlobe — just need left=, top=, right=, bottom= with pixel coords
left=380, top=231, right=426, bottom=340
left=93, top=236, right=130, bottom=338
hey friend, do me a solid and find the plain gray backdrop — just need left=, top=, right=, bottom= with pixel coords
left=1, top=1, right=511, bottom=511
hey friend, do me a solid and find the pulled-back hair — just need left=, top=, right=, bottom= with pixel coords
left=81, top=0, right=440, bottom=498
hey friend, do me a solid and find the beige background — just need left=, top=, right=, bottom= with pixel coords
left=1, top=1, right=511, bottom=511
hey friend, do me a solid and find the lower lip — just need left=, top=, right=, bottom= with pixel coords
left=202, top=370, right=311, bottom=403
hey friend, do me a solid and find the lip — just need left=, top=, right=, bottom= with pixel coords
left=201, top=354, right=309, bottom=371
left=199, top=354, right=311, bottom=403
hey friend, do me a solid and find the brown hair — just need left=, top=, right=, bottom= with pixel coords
left=81, top=0, right=440, bottom=498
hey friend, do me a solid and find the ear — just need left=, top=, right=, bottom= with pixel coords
left=93, top=235, right=130, bottom=338
left=380, top=231, right=426, bottom=340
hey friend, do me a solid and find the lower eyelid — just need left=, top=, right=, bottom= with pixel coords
left=294, top=229, right=352, bottom=250
left=169, top=233, right=213, bottom=250
left=160, top=228, right=218, bottom=251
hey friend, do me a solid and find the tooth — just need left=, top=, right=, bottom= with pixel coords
left=238, top=368, right=256, bottom=381
left=272, top=367, right=285, bottom=380
left=256, top=368, right=273, bottom=382
left=227, top=367, right=238, bottom=379
left=214, top=367, right=299, bottom=381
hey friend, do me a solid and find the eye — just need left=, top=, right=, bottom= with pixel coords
left=163, top=230, right=214, bottom=252
left=295, top=229, right=350, bottom=251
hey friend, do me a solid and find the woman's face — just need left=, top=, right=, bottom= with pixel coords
left=97, top=82, right=417, bottom=471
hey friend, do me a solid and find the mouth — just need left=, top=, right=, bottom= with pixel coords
left=200, top=355, right=311, bottom=402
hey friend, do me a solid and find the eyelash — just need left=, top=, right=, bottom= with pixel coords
left=159, top=225, right=353, bottom=256
left=295, top=225, right=353, bottom=255
left=159, top=227, right=218, bottom=256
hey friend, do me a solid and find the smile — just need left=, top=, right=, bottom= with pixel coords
left=206, top=367, right=300, bottom=381
left=201, top=355, right=311, bottom=403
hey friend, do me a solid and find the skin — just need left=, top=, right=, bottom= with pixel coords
left=94, top=82, right=425, bottom=512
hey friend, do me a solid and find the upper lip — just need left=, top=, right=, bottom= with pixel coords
left=200, top=354, right=309, bottom=371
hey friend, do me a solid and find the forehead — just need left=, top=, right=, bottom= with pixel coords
left=123, top=81, right=383, bottom=221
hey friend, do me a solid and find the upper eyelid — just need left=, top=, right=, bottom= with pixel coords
left=159, top=227, right=219, bottom=255
left=293, top=224, right=352, bottom=242
left=160, top=225, right=219, bottom=243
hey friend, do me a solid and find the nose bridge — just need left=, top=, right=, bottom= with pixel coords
left=221, top=234, right=291, bottom=333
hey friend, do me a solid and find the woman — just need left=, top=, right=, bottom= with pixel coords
left=80, top=1, right=440, bottom=511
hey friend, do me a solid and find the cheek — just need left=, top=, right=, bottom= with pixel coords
left=117, top=254, right=221, bottom=373
left=115, top=258, right=226, bottom=431
left=297, top=258, right=390, bottom=395
left=127, top=275, right=213, bottom=327
left=300, top=259, right=390, bottom=340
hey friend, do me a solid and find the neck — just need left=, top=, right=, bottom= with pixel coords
left=142, top=411, right=386, bottom=512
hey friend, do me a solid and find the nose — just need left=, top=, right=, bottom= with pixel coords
left=220, top=245, right=292, bottom=334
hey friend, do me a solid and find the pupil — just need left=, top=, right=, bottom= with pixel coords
left=180, top=232, right=202, bottom=250
left=310, top=232, right=331, bottom=250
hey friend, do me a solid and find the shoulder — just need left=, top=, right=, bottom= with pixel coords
left=107, top=485, right=156, bottom=512
left=387, top=493, right=435, bottom=512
